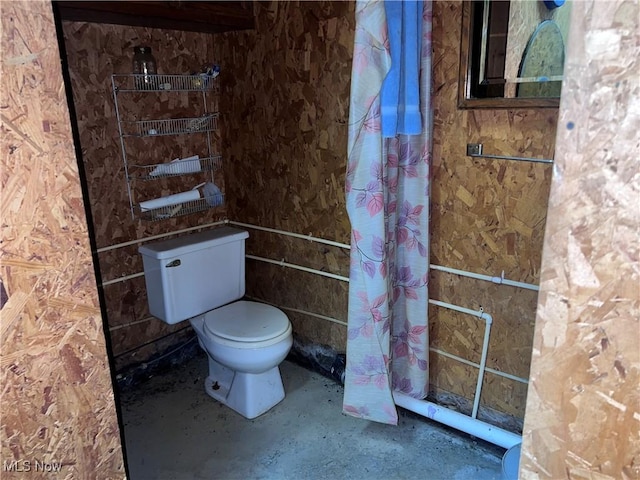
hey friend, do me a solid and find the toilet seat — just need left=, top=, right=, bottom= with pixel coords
left=203, top=301, right=291, bottom=348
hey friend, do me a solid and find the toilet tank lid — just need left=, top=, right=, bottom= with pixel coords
left=138, top=227, right=248, bottom=260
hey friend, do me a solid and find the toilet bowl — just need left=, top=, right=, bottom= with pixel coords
left=189, top=300, right=293, bottom=419
left=139, top=227, right=293, bottom=419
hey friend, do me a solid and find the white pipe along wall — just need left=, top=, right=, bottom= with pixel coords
left=393, top=392, right=522, bottom=449
left=101, top=220, right=526, bottom=448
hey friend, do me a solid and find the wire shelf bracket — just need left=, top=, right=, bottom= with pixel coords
left=138, top=195, right=225, bottom=221
left=112, top=74, right=219, bottom=93
left=111, top=73, right=221, bottom=220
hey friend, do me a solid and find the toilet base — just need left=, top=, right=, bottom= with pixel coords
left=204, top=357, right=285, bottom=419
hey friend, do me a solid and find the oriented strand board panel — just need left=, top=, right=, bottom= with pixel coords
left=214, top=1, right=354, bottom=244
left=61, top=20, right=226, bottom=246
left=430, top=1, right=558, bottom=421
left=429, top=274, right=539, bottom=380
left=53, top=0, right=565, bottom=430
left=246, top=259, right=348, bottom=349
left=243, top=226, right=349, bottom=348
left=245, top=228, right=350, bottom=280
left=212, top=1, right=354, bottom=352
left=61, top=21, right=224, bottom=367
left=213, top=0, right=558, bottom=423
left=0, top=1, right=125, bottom=478
left=520, top=0, right=640, bottom=477
left=433, top=1, right=556, bottom=281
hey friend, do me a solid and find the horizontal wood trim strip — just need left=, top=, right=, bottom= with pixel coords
left=56, top=1, right=254, bottom=34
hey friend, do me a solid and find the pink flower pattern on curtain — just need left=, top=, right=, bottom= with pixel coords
left=343, top=0, right=432, bottom=425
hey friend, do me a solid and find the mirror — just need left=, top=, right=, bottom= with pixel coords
left=458, top=0, right=571, bottom=109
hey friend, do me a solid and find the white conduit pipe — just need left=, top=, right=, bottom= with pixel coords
left=393, top=392, right=521, bottom=449
left=431, top=348, right=528, bottom=385
left=98, top=254, right=348, bottom=287
left=96, top=220, right=227, bottom=253
left=99, top=259, right=530, bottom=387
left=401, top=300, right=522, bottom=448
left=109, top=316, right=154, bottom=332
left=228, top=221, right=351, bottom=250
left=101, top=271, right=144, bottom=286
left=98, top=250, right=530, bottom=388
left=96, top=220, right=537, bottom=292
left=101, top=250, right=523, bottom=446
left=429, top=264, right=539, bottom=291
left=244, top=295, right=348, bottom=327
left=476, top=320, right=492, bottom=419
left=428, top=300, right=491, bottom=419
left=245, top=254, right=350, bottom=282
left=229, top=221, right=538, bottom=292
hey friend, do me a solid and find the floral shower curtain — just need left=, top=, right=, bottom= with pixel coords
left=343, top=0, right=432, bottom=425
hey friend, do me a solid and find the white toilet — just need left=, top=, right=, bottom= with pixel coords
left=139, top=226, right=293, bottom=419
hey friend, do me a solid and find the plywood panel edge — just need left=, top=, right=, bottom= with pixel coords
left=520, top=0, right=640, bottom=477
left=0, top=1, right=125, bottom=478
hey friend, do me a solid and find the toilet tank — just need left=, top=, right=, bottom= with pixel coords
left=139, top=227, right=249, bottom=324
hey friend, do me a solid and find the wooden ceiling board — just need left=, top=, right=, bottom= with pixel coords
left=56, top=1, right=255, bottom=34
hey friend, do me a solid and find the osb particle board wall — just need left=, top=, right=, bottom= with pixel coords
left=60, top=21, right=225, bottom=369
left=214, top=0, right=558, bottom=426
left=429, top=1, right=557, bottom=423
left=0, top=1, right=124, bottom=478
left=56, top=0, right=559, bottom=428
left=520, top=0, right=640, bottom=477
left=213, top=1, right=355, bottom=349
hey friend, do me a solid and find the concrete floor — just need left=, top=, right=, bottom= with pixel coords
left=120, top=352, right=505, bottom=480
